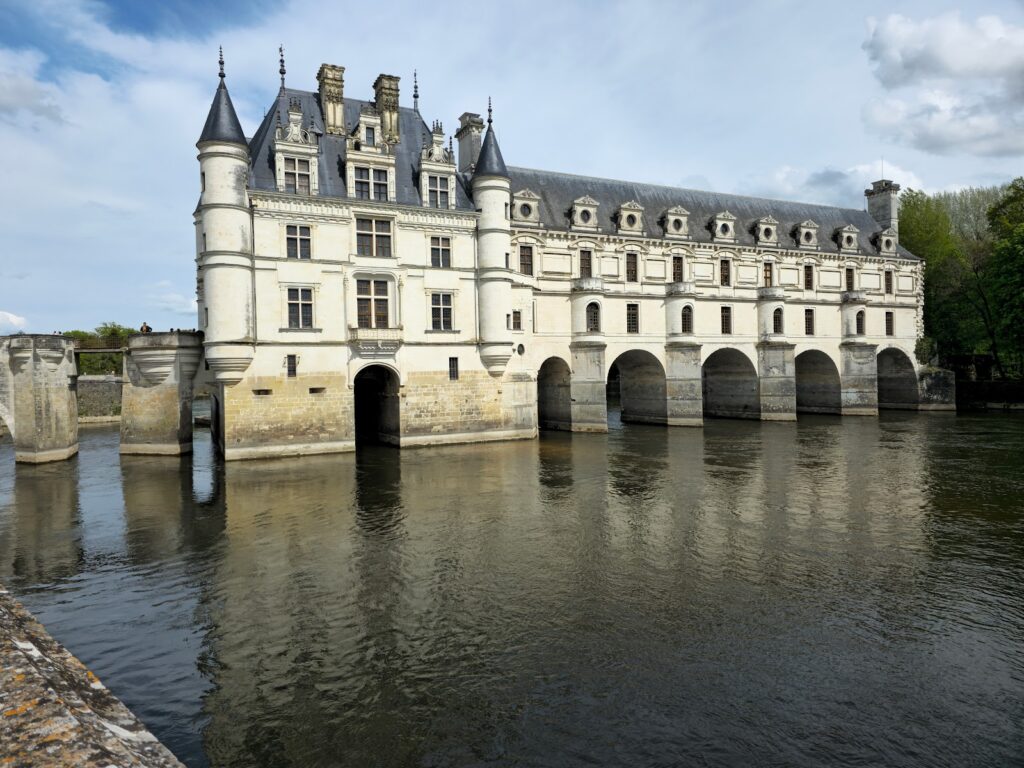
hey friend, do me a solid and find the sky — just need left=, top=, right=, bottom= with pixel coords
left=1, top=0, right=1023, bottom=333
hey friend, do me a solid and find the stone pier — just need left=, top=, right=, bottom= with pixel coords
left=840, top=341, right=879, bottom=415
left=757, top=341, right=797, bottom=421
left=0, top=335, right=79, bottom=463
left=120, top=331, right=203, bottom=455
left=569, top=340, right=608, bottom=432
left=665, top=340, right=703, bottom=426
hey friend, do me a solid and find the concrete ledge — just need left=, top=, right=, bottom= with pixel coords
left=570, top=423, right=610, bottom=433
left=119, top=441, right=192, bottom=456
left=15, top=445, right=79, bottom=464
left=79, top=416, right=121, bottom=424
left=841, top=406, right=879, bottom=416
left=667, top=417, right=703, bottom=427
left=226, top=439, right=356, bottom=461
left=761, top=413, right=797, bottom=421
left=0, top=585, right=184, bottom=767
left=918, top=404, right=957, bottom=412
left=399, top=427, right=537, bottom=448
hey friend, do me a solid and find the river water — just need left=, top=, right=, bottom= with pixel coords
left=1, top=414, right=1022, bottom=767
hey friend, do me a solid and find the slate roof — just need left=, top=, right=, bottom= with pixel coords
left=505, top=166, right=917, bottom=259
left=247, top=88, right=474, bottom=209
left=474, top=125, right=509, bottom=179
left=198, top=79, right=246, bottom=146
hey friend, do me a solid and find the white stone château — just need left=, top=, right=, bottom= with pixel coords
left=193, top=56, right=947, bottom=460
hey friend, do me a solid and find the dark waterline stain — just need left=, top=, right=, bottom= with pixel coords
left=1, top=415, right=1023, bottom=767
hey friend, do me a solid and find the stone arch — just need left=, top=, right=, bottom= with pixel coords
left=353, top=364, right=401, bottom=446
left=537, top=357, right=572, bottom=431
left=877, top=347, right=919, bottom=409
left=794, top=349, right=841, bottom=414
left=607, top=349, right=666, bottom=425
left=702, top=347, right=760, bottom=419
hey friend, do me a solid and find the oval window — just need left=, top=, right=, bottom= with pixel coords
left=520, top=203, right=532, bottom=218
left=803, top=230, right=813, bottom=242
left=763, top=227, right=773, bottom=239
left=517, top=344, right=525, bottom=355
left=580, top=209, right=591, bottom=223
left=626, top=214, right=637, bottom=227
left=884, top=238, right=893, bottom=249
left=672, top=218, right=683, bottom=232
left=720, top=223, right=730, bottom=235
left=845, top=235, right=854, bottom=246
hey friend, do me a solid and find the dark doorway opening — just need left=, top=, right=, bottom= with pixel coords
left=354, top=365, right=401, bottom=446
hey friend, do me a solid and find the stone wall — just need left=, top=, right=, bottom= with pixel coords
left=77, top=375, right=122, bottom=418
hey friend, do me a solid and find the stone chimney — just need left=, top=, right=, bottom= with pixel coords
left=865, top=179, right=901, bottom=235
left=317, top=64, right=345, bottom=135
left=456, top=112, right=484, bottom=173
left=373, top=74, right=400, bottom=143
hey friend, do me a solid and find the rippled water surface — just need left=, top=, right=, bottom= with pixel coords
left=1, top=414, right=1023, bottom=767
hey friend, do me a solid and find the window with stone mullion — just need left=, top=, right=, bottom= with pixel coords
left=431, top=293, right=453, bottom=330
left=428, top=175, right=449, bottom=208
left=286, top=225, right=311, bottom=259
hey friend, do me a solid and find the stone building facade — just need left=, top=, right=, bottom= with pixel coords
left=194, top=57, right=937, bottom=460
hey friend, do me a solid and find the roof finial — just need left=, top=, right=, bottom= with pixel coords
left=279, top=45, right=286, bottom=93
left=413, top=69, right=419, bottom=112
left=218, top=46, right=225, bottom=80
left=487, top=96, right=493, bottom=126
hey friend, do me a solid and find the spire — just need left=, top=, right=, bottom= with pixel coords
left=198, top=48, right=247, bottom=147
left=413, top=69, right=419, bottom=112
left=474, top=100, right=508, bottom=180
left=278, top=45, right=286, bottom=93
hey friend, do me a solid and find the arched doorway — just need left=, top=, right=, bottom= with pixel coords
left=877, top=348, right=919, bottom=409
left=702, top=348, right=760, bottom=419
left=607, top=350, right=667, bottom=425
left=537, top=357, right=572, bottom=431
left=795, top=350, right=841, bottom=414
left=354, top=365, right=401, bottom=446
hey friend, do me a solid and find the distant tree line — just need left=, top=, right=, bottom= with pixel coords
left=901, top=179, right=1024, bottom=379
left=64, top=322, right=134, bottom=375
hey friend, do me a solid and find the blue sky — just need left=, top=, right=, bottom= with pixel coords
left=2, top=0, right=1023, bottom=333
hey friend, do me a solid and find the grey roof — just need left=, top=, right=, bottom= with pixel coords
left=473, top=125, right=509, bottom=179
left=198, top=79, right=246, bottom=146
left=505, top=166, right=917, bottom=259
left=247, top=88, right=473, bottom=208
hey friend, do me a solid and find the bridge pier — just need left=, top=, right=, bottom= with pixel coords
left=665, top=340, right=703, bottom=426
left=840, top=341, right=879, bottom=415
left=120, top=332, right=203, bottom=455
left=568, top=340, right=608, bottom=432
left=0, top=335, right=79, bottom=463
left=757, top=341, right=797, bottom=421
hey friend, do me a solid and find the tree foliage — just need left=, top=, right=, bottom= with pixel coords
left=65, top=322, right=134, bottom=375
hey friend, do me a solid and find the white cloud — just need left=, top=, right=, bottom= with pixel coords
left=741, top=161, right=925, bottom=208
left=863, top=13, right=1024, bottom=156
left=0, top=48, right=63, bottom=123
left=0, top=311, right=28, bottom=333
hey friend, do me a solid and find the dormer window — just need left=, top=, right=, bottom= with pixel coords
left=796, top=220, right=819, bottom=249
left=836, top=224, right=860, bottom=253
left=713, top=211, right=737, bottom=243
left=513, top=190, right=541, bottom=225
left=419, top=123, right=455, bottom=210
left=365, top=126, right=376, bottom=147
left=428, top=175, right=449, bottom=208
left=664, top=206, right=689, bottom=238
left=756, top=215, right=778, bottom=245
left=617, top=201, right=644, bottom=234
left=876, top=227, right=898, bottom=256
left=273, top=99, right=319, bottom=195
left=284, top=157, right=311, bottom=195
left=571, top=195, right=599, bottom=230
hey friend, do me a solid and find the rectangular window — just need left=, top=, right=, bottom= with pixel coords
left=845, top=267, right=855, bottom=292
left=373, top=169, right=388, bottom=201
left=626, top=253, right=638, bottom=282
left=356, top=218, right=392, bottom=258
left=365, top=126, right=375, bottom=147
left=626, top=303, right=639, bottom=334
left=287, top=287, right=313, bottom=329
left=201, top=172, right=205, bottom=192
left=286, top=354, right=297, bottom=378
left=431, top=292, right=453, bottom=331
left=721, top=306, right=732, bottom=335
left=884, top=270, right=894, bottom=294
left=448, top=357, right=459, bottom=381
left=519, top=245, right=533, bottom=276
left=428, top=175, right=450, bottom=209
left=284, top=157, right=311, bottom=195
left=580, top=249, right=592, bottom=278
left=885, top=311, right=894, bottom=336
left=354, top=166, right=370, bottom=199
left=804, top=264, right=814, bottom=290
left=763, top=262, right=773, bottom=287
left=720, top=260, right=731, bottom=286
left=512, top=310, right=522, bottom=331
left=286, top=225, right=311, bottom=260
left=356, top=279, right=389, bottom=328
left=673, top=256, right=684, bottom=283
left=804, top=308, right=815, bottom=335
left=430, top=236, right=451, bottom=268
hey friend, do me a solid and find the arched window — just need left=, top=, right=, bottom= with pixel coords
left=773, top=307, right=783, bottom=334
left=856, top=310, right=865, bottom=335
left=586, top=302, right=601, bottom=332
left=681, top=305, right=693, bottom=334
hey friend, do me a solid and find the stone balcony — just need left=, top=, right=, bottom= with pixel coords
left=756, top=286, right=785, bottom=301
left=571, top=277, right=604, bottom=293
left=667, top=280, right=697, bottom=297
left=348, top=326, right=403, bottom=357
left=841, top=290, right=867, bottom=304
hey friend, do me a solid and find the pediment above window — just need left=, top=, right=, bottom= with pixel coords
left=617, top=201, right=644, bottom=234
left=835, top=224, right=860, bottom=253
left=755, top=215, right=778, bottom=245
left=712, top=211, right=738, bottom=242
left=513, top=189, right=541, bottom=225
left=664, top=206, right=689, bottom=238
left=571, top=195, right=599, bottom=230
left=796, top=219, right=819, bottom=248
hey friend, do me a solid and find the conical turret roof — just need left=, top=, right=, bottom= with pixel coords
left=474, top=124, right=508, bottom=179
left=198, top=79, right=246, bottom=146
